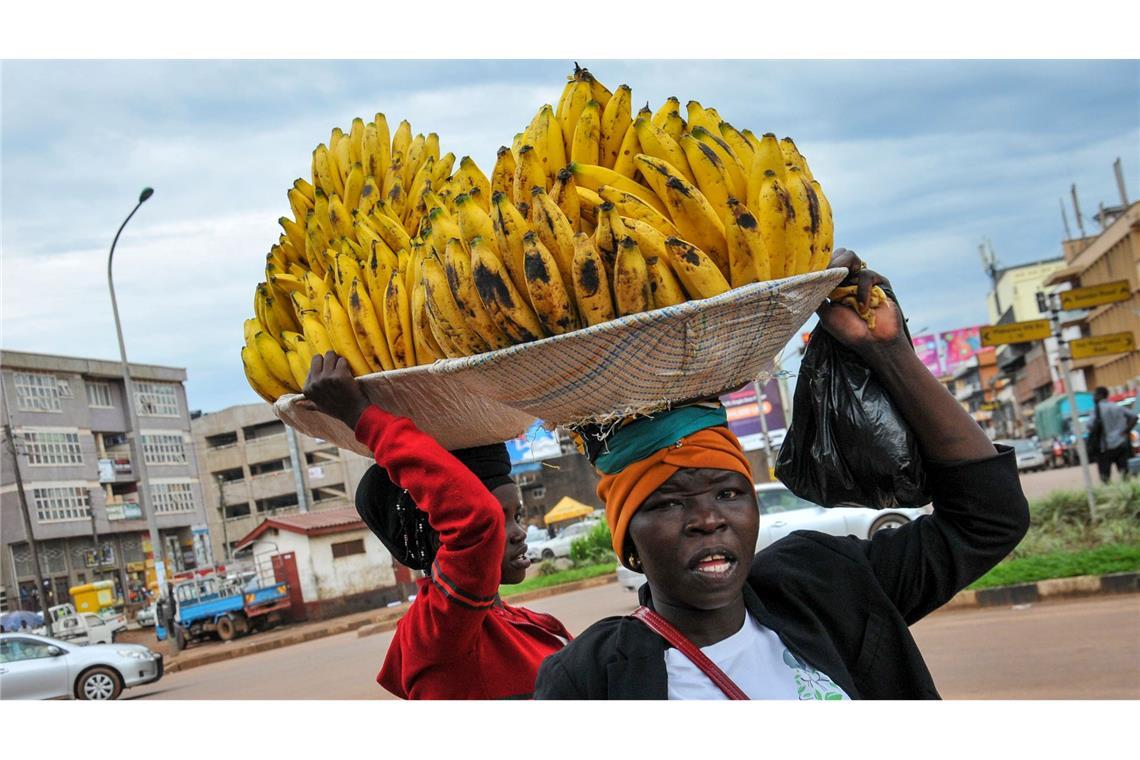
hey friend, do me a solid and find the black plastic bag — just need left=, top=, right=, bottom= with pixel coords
left=774, top=294, right=931, bottom=509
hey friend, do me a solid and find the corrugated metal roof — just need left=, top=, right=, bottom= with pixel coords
left=233, top=507, right=365, bottom=550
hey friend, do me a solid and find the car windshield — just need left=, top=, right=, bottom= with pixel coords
left=1012, top=440, right=1038, bottom=453
left=755, top=488, right=818, bottom=515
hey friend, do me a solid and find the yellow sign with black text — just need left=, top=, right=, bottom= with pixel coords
left=980, top=319, right=1052, bottom=347
left=1069, top=332, right=1136, bottom=360
left=1059, top=280, right=1131, bottom=311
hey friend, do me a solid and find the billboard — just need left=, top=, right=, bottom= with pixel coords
left=720, top=379, right=787, bottom=452
left=912, top=334, right=942, bottom=377
left=505, top=420, right=562, bottom=465
left=940, top=326, right=982, bottom=376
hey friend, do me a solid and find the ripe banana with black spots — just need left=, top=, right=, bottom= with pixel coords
left=523, top=231, right=580, bottom=336
left=571, top=233, right=615, bottom=327
left=613, top=237, right=651, bottom=317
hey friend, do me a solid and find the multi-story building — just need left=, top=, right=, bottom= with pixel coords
left=191, top=403, right=372, bottom=563
left=1045, top=201, right=1140, bottom=392
left=947, top=348, right=999, bottom=436
left=1, top=350, right=209, bottom=614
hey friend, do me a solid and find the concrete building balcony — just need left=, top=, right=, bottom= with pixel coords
left=97, top=457, right=134, bottom=484
left=249, top=469, right=299, bottom=501
left=242, top=434, right=289, bottom=465
left=221, top=479, right=250, bottom=505
left=203, top=444, right=246, bottom=473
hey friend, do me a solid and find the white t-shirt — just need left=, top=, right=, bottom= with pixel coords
left=664, top=613, right=849, bottom=700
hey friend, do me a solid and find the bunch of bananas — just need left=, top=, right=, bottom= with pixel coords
left=242, top=65, right=835, bottom=404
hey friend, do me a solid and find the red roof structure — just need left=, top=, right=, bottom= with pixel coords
left=234, top=507, right=365, bottom=551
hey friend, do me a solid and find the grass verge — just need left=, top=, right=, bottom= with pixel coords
left=501, top=562, right=617, bottom=597
left=969, top=544, right=1140, bottom=590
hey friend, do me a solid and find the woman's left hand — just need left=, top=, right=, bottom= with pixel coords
left=818, top=249, right=908, bottom=362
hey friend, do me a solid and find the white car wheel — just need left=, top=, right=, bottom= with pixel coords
left=77, top=667, right=122, bottom=700
left=869, top=514, right=910, bottom=536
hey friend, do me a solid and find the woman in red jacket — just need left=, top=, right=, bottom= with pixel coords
left=302, top=355, right=570, bottom=699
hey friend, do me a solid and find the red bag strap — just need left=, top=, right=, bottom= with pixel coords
left=631, top=605, right=750, bottom=700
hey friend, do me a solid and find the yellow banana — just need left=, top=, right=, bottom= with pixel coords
left=575, top=186, right=604, bottom=211
left=571, top=233, right=615, bottom=327
left=285, top=349, right=310, bottom=390
left=634, top=116, right=695, bottom=185
left=523, top=231, right=580, bottom=336
left=382, top=267, right=416, bottom=369
left=596, top=185, right=679, bottom=238
left=725, top=198, right=771, bottom=287
left=570, top=100, right=602, bottom=166
left=525, top=105, right=565, bottom=190
left=613, top=237, right=651, bottom=317
left=645, top=248, right=688, bottom=308
left=327, top=194, right=354, bottom=239
left=282, top=330, right=315, bottom=367
left=242, top=344, right=291, bottom=403
left=634, top=154, right=729, bottom=278
left=559, top=78, right=592, bottom=152
left=243, top=318, right=261, bottom=348
left=810, top=179, right=834, bottom=273
left=347, top=276, right=395, bottom=372
left=366, top=207, right=413, bottom=254
left=312, top=144, right=342, bottom=197
left=402, top=133, right=427, bottom=191
left=469, top=236, right=547, bottom=344
left=453, top=156, right=492, bottom=211
left=362, top=122, right=387, bottom=186
left=753, top=169, right=796, bottom=279
left=421, top=254, right=489, bottom=357
left=551, top=167, right=582, bottom=233
left=432, top=153, right=455, bottom=188
left=322, top=292, right=373, bottom=376
left=718, top=121, right=754, bottom=170
left=293, top=177, right=315, bottom=203
left=390, top=120, right=412, bottom=174
left=382, top=160, right=405, bottom=215
left=456, top=192, right=497, bottom=248
left=662, top=237, right=730, bottom=300
left=679, top=133, right=734, bottom=221
left=784, top=166, right=820, bottom=276
left=332, top=252, right=364, bottom=310
left=300, top=309, right=335, bottom=356
left=512, top=145, right=546, bottom=213
left=410, top=279, right=444, bottom=364
left=491, top=146, right=517, bottom=203
left=254, top=331, right=296, bottom=388
left=579, top=66, right=613, bottom=111
left=490, top=191, right=532, bottom=304
left=599, top=84, right=633, bottom=170
left=594, top=201, right=627, bottom=281
left=357, top=177, right=382, bottom=216
left=567, top=161, right=668, bottom=216
left=651, top=96, right=681, bottom=130
left=444, top=237, right=512, bottom=349
left=332, top=132, right=352, bottom=188
left=780, top=137, right=812, bottom=179
left=690, top=126, right=746, bottom=200
left=612, top=121, right=642, bottom=179
left=288, top=187, right=313, bottom=226
left=660, top=110, right=686, bottom=143
left=529, top=186, right=577, bottom=289
left=747, top=132, right=786, bottom=211
left=343, top=162, right=365, bottom=211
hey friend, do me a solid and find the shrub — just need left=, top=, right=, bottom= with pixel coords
left=537, top=559, right=560, bottom=577
left=570, top=521, right=616, bottom=566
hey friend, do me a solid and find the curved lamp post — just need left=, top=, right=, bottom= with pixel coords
left=106, top=188, right=171, bottom=609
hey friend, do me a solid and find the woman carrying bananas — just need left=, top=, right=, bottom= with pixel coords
left=302, top=355, right=570, bottom=699
left=534, top=251, right=1030, bottom=699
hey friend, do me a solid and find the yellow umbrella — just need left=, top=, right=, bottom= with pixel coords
left=543, top=496, right=595, bottom=526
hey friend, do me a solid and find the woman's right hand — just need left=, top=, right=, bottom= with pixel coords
left=302, top=351, right=372, bottom=430
left=817, top=249, right=908, bottom=365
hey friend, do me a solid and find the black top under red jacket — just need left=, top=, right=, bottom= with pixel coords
left=355, top=406, right=571, bottom=699
left=534, top=446, right=1030, bottom=699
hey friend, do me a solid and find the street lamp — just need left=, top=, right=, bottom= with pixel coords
left=106, top=188, right=171, bottom=604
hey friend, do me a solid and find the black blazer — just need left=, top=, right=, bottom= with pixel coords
left=535, top=447, right=1029, bottom=699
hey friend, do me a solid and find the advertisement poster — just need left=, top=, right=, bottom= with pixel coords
left=940, top=326, right=982, bottom=375
left=720, top=379, right=787, bottom=452
left=505, top=420, right=562, bottom=465
left=912, top=334, right=943, bottom=377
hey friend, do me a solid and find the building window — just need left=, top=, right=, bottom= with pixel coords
left=24, top=431, right=84, bottom=466
left=85, top=381, right=115, bottom=408
left=13, top=372, right=64, bottom=412
left=150, top=482, right=196, bottom=514
left=331, top=539, right=365, bottom=559
left=32, top=487, right=92, bottom=523
left=135, top=382, right=180, bottom=417
left=142, top=433, right=187, bottom=465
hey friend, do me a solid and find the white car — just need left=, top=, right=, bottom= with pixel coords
left=135, top=604, right=157, bottom=628
left=616, top=483, right=929, bottom=591
left=0, top=632, right=163, bottom=700
left=526, top=520, right=601, bottom=561
left=996, top=438, right=1046, bottom=472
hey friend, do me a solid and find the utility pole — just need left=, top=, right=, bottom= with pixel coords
left=285, top=426, right=310, bottom=513
left=752, top=380, right=775, bottom=477
left=216, top=474, right=232, bottom=563
left=1, top=383, right=53, bottom=635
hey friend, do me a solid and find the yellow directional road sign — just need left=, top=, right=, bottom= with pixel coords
left=980, top=319, right=1052, bottom=347
left=1069, top=331, right=1136, bottom=360
left=1060, top=280, right=1131, bottom=311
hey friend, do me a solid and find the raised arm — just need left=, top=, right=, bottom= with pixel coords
left=303, top=353, right=504, bottom=651
left=815, top=252, right=1030, bottom=621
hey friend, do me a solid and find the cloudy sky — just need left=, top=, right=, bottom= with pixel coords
left=2, top=60, right=1137, bottom=414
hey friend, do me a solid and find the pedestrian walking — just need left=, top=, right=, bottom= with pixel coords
left=1088, top=387, right=1137, bottom=484
left=302, top=355, right=571, bottom=699
left=534, top=251, right=1030, bottom=700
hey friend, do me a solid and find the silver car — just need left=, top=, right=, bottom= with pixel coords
left=0, top=632, right=163, bottom=700
left=617, top=482, right=929, bottom=591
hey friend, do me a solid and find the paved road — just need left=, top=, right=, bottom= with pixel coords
left=1016, top=463, right=1101, bottom=501
left=131, top=583, right=1138, bottom=700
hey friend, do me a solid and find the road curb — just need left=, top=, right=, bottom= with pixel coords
left=163, top=571, right=1135, bottom=672
left=941, top=571, right=1139, bottom=611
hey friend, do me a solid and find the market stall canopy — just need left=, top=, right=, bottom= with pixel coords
left=543, top=497, right=594, bottom=526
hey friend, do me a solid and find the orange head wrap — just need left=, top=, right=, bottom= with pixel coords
left=596, top=426, right=753, bottom=567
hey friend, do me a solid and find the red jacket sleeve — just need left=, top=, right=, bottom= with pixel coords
left=355, top=405, right=504, bottom=656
